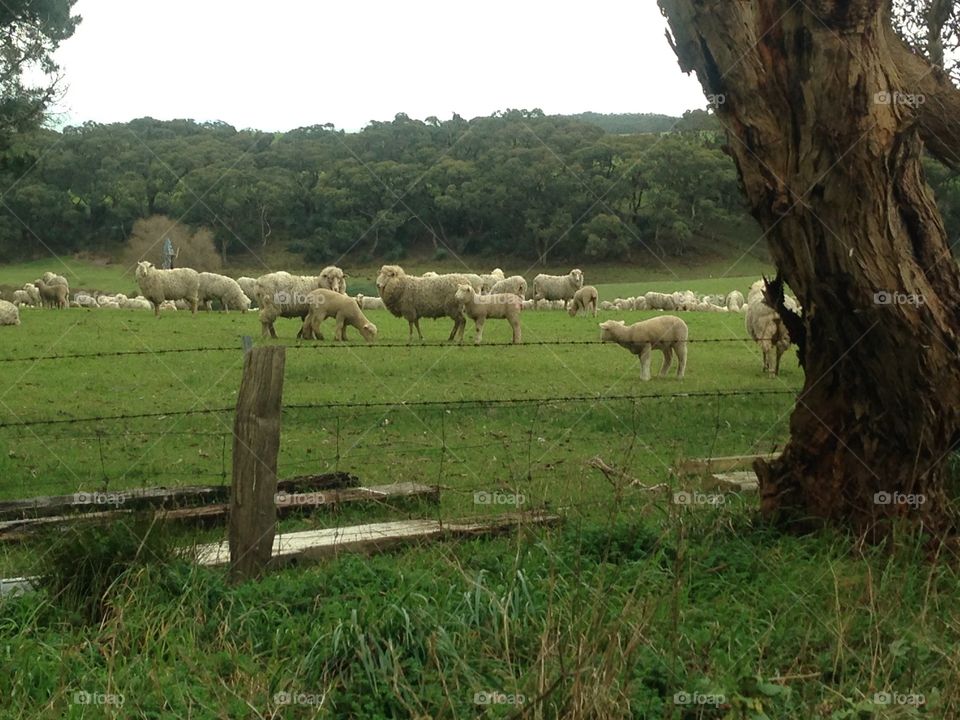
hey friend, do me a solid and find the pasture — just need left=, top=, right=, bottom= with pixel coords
left=0, top=274, right=957, bottom=719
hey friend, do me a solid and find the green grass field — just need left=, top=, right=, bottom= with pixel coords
left=0, top=262, right=956, bottom=719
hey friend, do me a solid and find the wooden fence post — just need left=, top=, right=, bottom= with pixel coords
left=228, top=345, right=286, bottom=583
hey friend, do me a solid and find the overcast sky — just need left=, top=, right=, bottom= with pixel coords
left=45, top=0, right=707, bottom=132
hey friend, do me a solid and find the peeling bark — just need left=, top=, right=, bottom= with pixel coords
left=659, top=0, right=960, bottom=534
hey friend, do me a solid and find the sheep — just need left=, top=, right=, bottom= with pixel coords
left=254, top=271, right=325, bottom=338
left=319, top=265, right=348, bottom=294
left=532, top=269, right=583, bottom=309
left=0, top=299, right=20, bottom=326
left=73, top=293, right=97, bottom=308
left=355, top=293, right=385, bottom=311
left=521, top=299, right=535, bottom=310
left=40, top=271, right=68, bottom=287
left=22, top=283, right=40, bottom=306
left=36, top=280, right=68, bottom=309
left=489, top=275, right=527, bottom=299
left=12, top=290, right=31, bottom=307
left=198, top=272, right=250, bottom=312
left=633, top=296, right=648, bottom=311
left=421, top=271, right=440, bottom=278
left=745, top=290, right=799, bottom=376
left=454, top=284, right=522, bottom=344
left=135, top=261, right=200, bottom=317
left=599, top=300, right=615, bottom=311
left=567, top=285, right=599, bottom=317
left=747, top=279, right=766, bottom=305
left=159, top=300, right=178, bottom=312
left=300, top=289, right=378, bottom=343
left=479, top=268, right=506, bottom=293
left=376, top=264, right=466, bottom=342
left=121, top=296, right=153, bottom=310
left=644, top=291, right=676, bottom=311
left=599, top=316, right=688, bottom=381
left=725, top=290, right=745, bottom=312
left=672, top=290, right=698, bottom=311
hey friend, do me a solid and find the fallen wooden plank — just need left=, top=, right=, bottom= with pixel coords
left=675, top=454, right=779, bottom=476
left=0, top=472, right=360, bottom=521
left=0, top=482, right=438, bottom=541
left=195, top=512, right=562, bottom=567
left=701, top=471, right=759, bottom=493
left=0, top=576, right=35, bottom=598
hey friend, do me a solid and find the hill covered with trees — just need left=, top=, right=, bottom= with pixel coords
left=1, top=108, right=957, bottom=266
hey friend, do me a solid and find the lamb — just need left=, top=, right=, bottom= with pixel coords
left=198, top=272, right=250, bottom=312
left=489, top=275, right=527, bottom=299
left=254, top=271, right=324, bottom=338
left=36, top=280, right=68, bottom=309
left=568, top=286, right=599, bottom=317
left=135, top=261, right=200, bottom=317
left=319, top=265, right=348, bottom=294
left=236, top=277, right=259, bottom=307
left=0, top=299, right=20, bottom=326
left=453, top=284, right=522, bottom=344
left=300, top=289, right=378, bottom=343
left=532, top=269, right=584, bottom=309
left=376, top=264, right=466, bottom=342
left=599, top=316, right=688, bottom=381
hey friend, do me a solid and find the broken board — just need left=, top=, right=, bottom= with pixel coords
left=675, top=454, right=778, bottom=476
left=195, top=512, right=562, bottom=568
left=701, top=471, right=759, bottom=493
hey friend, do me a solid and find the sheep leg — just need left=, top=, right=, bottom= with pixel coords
left=474, top=318, right=484, bottom=345
left=335, top=315, right=347, bottom=341
left=153, top=302, right=161, bottom=318
left=511, top=317, right=521, bottom=344
left=676, top=342, right=687, bottom=378
left=639, top=345, right=652, bottom=381
left=190, top=298, right=198, bottom=314
left=659, top=347, right=674, bottom=377
left=413, top=319, right=424, bottom=342
left=774, top=346, right=783, bottom=376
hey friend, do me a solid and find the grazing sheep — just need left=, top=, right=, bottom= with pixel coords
left=599, top=316, right=688, bottom=381
left=254, top=271, right=325, bottom=338
left=599, top=300, right=615, bottom=311
left=120, top=296, right=154, bottom=310
left=73, top=293, right=97, bottom=308
left=36, top=280, right=68, bottom=309
left=300, top=289, right=378, bottom=342
left=12, top=290, right=31, bottom=307
left=632, top=296, right=648, bottom=311
left=489, top=275, right=527, bottom=299
left=376, top=264, right=466, bottom=342
left=319, top=265, right=348, bottom=294
left=198, top=272, right=250, bottom=312
left=532, top=269, right=584, bottom=309
left=568, top=286, right=599, bottom=317
left=745, top=291, right=799, bottom=376
left=355, top=293, right=385, bottom=311
left=135, top=261, right=200, bottom=317
left=236, top=277, right=259, bottom=307
left=0, top=299, right=20, bottom=326
left=725, top=290, right=745, bottom=312
left=454, top=284, right=522, bottom=344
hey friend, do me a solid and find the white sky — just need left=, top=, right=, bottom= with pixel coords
left=45, top=0, right=708, bottom=132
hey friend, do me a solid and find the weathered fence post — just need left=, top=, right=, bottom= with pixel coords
left=228, top=344, right=285, bottom=583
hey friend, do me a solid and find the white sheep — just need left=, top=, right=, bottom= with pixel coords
left=632, top=296, right=648, bottom=311
left=300, top=289, right=378, bottom=342
left=254, top=271, right=324, bottom=338
left=73, top=293, right=97, bottom=308
left=22, top=283, right=40, bottom=306
left=159, top=300, right=178, bottom=312
left=121, top=296, right=154, bottom=310
left=421, top=271, right=440, bottom=278
left=0, top=299, right=20, bottom=326
left=319, top=265, right=348, bottom=294
left=454, top=284, right=522, bottom=344
left=725, top=290, right=745, bottom=312
left=599, top=300, right=615, bottom=311
left=135, top=261, right=200, bottom=317
left=644, top=291, right=676, bottom=311
left=599, top=316, right=689, bottom=381
left=236, top=277, right=258, bottom=307
left=355, top=293, right=385, bottom=311
left=376, top=264, right=467, bottom=342
left=568, top=286, right=599, bottom=317
left=479, top=268, right=506, bottom=293
left=12, top=290, right=31, bottom=307
left=532, top=269, right=583, bottom=309
left=40, top=272, right=68, bottom=287
left=198, top=272, right=250, bottom=312
left=489, top=275, right=527, bottom=299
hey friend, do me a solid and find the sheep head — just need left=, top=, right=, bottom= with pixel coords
left=571, top=269, right=584, bottom=288
left=360, top=322, right=378, bottom=343
left=376, top=265, right=404, bottom=292
left=454, top=283, right=474, bottom=304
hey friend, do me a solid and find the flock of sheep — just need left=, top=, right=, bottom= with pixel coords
left=2, top=264, right=799, bottom=379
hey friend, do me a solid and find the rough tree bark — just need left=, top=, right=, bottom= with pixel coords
left=658, top=0, right=960, bottom=533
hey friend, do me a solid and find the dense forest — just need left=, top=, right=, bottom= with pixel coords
left=1, top=108, right=958, bottom=266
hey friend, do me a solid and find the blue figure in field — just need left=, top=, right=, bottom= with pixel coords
left=161, top=236, right=176, bottom=269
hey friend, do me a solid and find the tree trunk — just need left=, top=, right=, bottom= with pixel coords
left=659, top=0, right=960, bottom=534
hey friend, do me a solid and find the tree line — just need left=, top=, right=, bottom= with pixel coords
left=2, top=108, right=958, bottom=266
